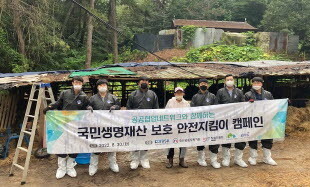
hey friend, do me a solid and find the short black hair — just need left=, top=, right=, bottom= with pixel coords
left=139, top=76, right=150, bottom=81
left=96, top=79, right=108, bottom=87
left=199, top=78, right=208, bottom=83
left=252, top=77, right=264, bottom=83
left=225, top=74, right=234, bottom=79
left=72, top=76, right=84, bottom=83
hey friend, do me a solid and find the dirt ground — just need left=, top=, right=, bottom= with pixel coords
left=1, top=130, right=310, bottom=187
left=136, top=48, right=188, bottom=62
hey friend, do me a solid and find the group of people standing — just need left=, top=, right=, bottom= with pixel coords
left=43, top=75, right=277, bottom=179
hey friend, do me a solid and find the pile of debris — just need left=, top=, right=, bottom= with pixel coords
left=286, top=102, right=310, bottom=134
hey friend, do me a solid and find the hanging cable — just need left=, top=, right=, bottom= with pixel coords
left=70, top=0, right=203, bottom=77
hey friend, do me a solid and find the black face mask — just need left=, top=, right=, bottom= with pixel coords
left=200, top=85, right=207, bottom=91
left=140, top=83, right=148, bottom=89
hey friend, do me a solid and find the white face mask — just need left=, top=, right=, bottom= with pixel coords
left=98, top=87, right=108, bottom=93
left=226, top=80, right=234, bottom=87
left=175, top=95, right=183, bottom=100
left=73, top=85, right=82, bottom=91
left=252, top=85, right=262, bottom=91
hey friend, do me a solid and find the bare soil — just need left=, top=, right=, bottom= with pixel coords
left=1, top=131, right=310, bottom=187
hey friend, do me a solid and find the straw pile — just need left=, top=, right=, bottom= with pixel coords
left=286, top=101, right=310, bottom=134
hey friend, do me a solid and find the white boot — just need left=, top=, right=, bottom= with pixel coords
left=89, top=154, right=99, bottom=176
left=108, top=152, right=119, bottom=173
left=234, top=149, right=248, bottom=168
left=66, top=157, right=77, bottom=177
left=222, top=147, right=231, bottom=167
left=209, top=151, right=221, bottom=169
left=56, top=157, right=67, bottom=179
left=248, top=149, right=258, bottom=165
left=197, top=151, right=207, bottom=167
left=140, top=150, right=150, bottom=169
left=263, top=148, right=277, bottom=166
left=130, top=151, right=140, bottom=170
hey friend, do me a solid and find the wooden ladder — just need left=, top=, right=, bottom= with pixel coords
left=9, top=83, right=55, bottom=185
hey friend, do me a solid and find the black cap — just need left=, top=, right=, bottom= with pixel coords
left=96, top=79, right=109, bottom=87
left=252, top=77, right=264, bottom=83
left=199, top=78, right=208, bottom=83
left=139, top=76, right=150, bottom=81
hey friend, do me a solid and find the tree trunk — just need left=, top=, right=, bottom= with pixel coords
left=60, top=2, right=75, bottom=38
left=11, top=0, right=26, bottom=55
left=85, top=0, right=95, bottom=69
left=109, top=0, right=118, bottom=63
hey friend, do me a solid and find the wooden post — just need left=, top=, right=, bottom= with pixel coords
left=164, top=80, right=167, bottom=105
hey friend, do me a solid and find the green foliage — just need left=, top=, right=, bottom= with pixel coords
left=118, top=46, right=148, bottom=62
left=91, top=46, right=147, bottom=67
left=0, top=28, right=30, bottom=73
left=261, top=0, right=310, bottom=53
left=244, top=31, right=257, bottom=46
left=1, top=0, right=309, bottom=74
left=167, top=0, right=234, bottom=21
left=181, top=25, right=198, bottom=48
left=176, top=44, right=291, bottom=63
left=230, top=0, right=267, bottom=27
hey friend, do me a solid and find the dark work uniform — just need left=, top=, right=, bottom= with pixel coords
left=216, top=87, right=246, bottom=150
left=245, top=88, right=274, bottom=149
left=126, top=88, right=159, bottom=152
left=190, top=90, right=219, bottom=153
left=126, top=89, right=159, bottom=110
left=89, top=92, right=121, bottom=110
left=49, top=88, right=89, bottom=158
left=88, top=92, right=121, bottom=155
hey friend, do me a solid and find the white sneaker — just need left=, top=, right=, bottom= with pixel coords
left=89, top=154, right=99, bottom=176
left=130, top=151, right=140, bottom=170
left=108, top=152, right=119, bottom=173
left=222, top=147, right=231, bottom=167
left=248, top=149, right=258, bottom=165
left=66, top=157, right=77, bottom=177
left=234, top=149, right=248, bottom=168
left=197, top=151, right=207, bottom=167
left=140, top=151, right=150, bottom=169
left=56, top=157, right=67, bottom=179
left=263, top=148, right=277, bottom=166
left=209, top=151, right=221, bottom=169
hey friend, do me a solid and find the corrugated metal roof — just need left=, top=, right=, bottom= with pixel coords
left=126, top=66, right=229, bottom=80
left=0, top=61, right=309, bottom=89
left=173, top=19, right=257, bottom=30
left=202, top=61, right=310, bottom=67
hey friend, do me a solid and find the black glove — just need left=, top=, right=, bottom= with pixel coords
left=87, top=106, right=93, bottom=113
left=43, top=106, right=51, bottom=115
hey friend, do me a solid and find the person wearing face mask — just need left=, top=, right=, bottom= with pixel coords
left=43, top=76, right=89, bottom=179
left=165, top=87, right=190, bottom=168
left=216, top=74, right=247, bottom=168
left=87, top=79, right=121, bottom=175
left=245, top=77, right=277, bottom=166
left=190, top=79, right=219, bottom=168
left=126, top=76, right=159, bottom=170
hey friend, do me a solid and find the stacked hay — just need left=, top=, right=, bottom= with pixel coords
left=286, top=103, right=310, bottom=134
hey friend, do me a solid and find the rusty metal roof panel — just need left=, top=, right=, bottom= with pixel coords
left=203, top=61, right=310, bottom=67
left=128, top=66, right=229, bottom=79
left=1, top=62, right=309, bottom=90
left=173, top=19, right=257, bottom=30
